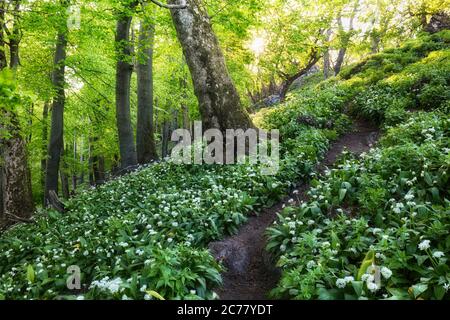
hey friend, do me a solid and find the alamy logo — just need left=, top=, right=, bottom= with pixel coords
left=169, top=121, right=280, bottom=175
left=66, top=265, right=81, bottom=290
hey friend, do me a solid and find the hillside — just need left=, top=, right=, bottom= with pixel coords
left=0, top=30, right=449, bottom=300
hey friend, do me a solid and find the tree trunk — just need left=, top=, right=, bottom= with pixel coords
left=334, top=14, right=346, bottom=75
left=0, top=0, right=6, bottom=220
left=334, top=2, right=358, bottom=76
left=161, top=120, right=170, bottom=158
left=89, top=136, right=105, bottom=185
left=45, top=30, right=67, bottom=204
left=40, top=101, right=49, bottom=205
left=136, top=17, right=158, bottom=164
left=0, top=142, right=3, bottom=221
left=9, top=0, right=20, bottom=68
left=169, top=0, right=253, bottom=132
left=371, top=35, right=380, bottom=54
left=1, top=112, right=35, bottom=221
left=425, top=12, right=450, bottom=33
left=0, top=0, right=6, bottom=70
left=279, top=52, right=320, bottom=101
left=323, top=29, right=332, bottom=79
left=0, top=0, right=34, bottom=221
left=180, top=73, right=190, bottom=131
left=115, top=9, right=137, bottom=170
left=60, top=147, right=70, bottom=199
left=71, top=136, right=77, bottom=193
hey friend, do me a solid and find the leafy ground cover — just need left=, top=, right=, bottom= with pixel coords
left=267, top=32, right=450, bottom=300
left=0, top=84, right=349, bottom=300
left=1, top=30, right=448, bottom=301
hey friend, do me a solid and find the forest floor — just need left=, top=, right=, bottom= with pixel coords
left=213, top=118, right=380, bottom=300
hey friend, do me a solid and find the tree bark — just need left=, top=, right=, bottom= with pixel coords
left=40, top=101, right=49, bottom=205
left=334, top=2, right=358, bottom=76
left=161, top=119, right=170, bottom=158
left=323, top=29, right=332, bottom=79
left=115, top=8, right=138, bottom=170
left=45, top=30, right=67, bottom=204
left=0, top=0, right=7, bottom=70
left=180, top=72, right=190, bottom=131
left=71, top=136, right=77, bottom=193
left=169, top=0, right=253, bottom=132
left=1, top=112, right=35, bottom=221
left=136, top=17, right=158, bottom=164
left=60, top=147, right=70, bottom=199
left=279, top=51, right=320, bottom=101
left=0, top=0, right=6, bottom=220
left=9, top=0, right=20, bottom=68
left=0, top=0, right=34, bottom=221
left=89, top=136, right=105, bottom=185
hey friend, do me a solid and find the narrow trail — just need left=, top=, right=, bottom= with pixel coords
left=211, top=118, right=380, bottom=300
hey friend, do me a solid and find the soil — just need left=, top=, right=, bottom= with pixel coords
left=213, top=118, right=380, bottom=300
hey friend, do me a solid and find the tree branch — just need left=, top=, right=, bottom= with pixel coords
left=149, top=0, right=187, bottom=9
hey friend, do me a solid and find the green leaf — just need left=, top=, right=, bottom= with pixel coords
left=357, top=250, right=375, bottom=280
left=414, top=254, right=428, bottom=266
left=429, top=187, right=439, bottom=201
left=26, top=265, right=35, bottom=284
left=317, top=288, right=340, bottom=300
left=146, top=290, right=165, bottom=301
left=351, top=281, right=364, bottom=297
left=411, top=284, right=428, bottom=299
left=386, top=288, right=409, bottom=300
left=339, top=188, right=347, bottom=202
left=424, top=172, right=433, bottom=186
left=434, top=286, right=445, bottom=300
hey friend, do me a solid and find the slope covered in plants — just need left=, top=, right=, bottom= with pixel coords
left=267, top=31, right=450, bottom=300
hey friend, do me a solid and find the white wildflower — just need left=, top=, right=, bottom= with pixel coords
left=344, top=276, right=354, bottom=283
left=432, top=251, right=444, bottom=258
left=404, top=193, right=415, bottom=201
left=380, top=267, right=392, bottom=279
left=336, top=278, right=347, bottom=289
left=367, top=281, right=379, bottom=293
left=418, top=240, right=431, bottom=251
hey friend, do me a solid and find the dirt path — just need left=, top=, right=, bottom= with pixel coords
left=210, top=119, right=379, bottom=300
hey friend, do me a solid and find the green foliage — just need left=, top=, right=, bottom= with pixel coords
left=338, top=32, right=450, bottom=126
left=267, top=111, right=450, bottom=300
left=0, top=78, right=346, bottom=299
left=256, top=85, right=351, bottom=139
left=266, top=31, right=450, bottom=301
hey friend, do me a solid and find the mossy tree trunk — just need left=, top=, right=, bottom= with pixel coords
left=0, top=0, right=34, bottom=222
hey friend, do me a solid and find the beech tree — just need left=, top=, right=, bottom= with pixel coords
left=136, top=12, right=158, bottom=164
left=115, top=1, right=138, bottom=170
left=169, top=0, right=254, bottom=132
left=45, top=1, right=69, bottom=204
